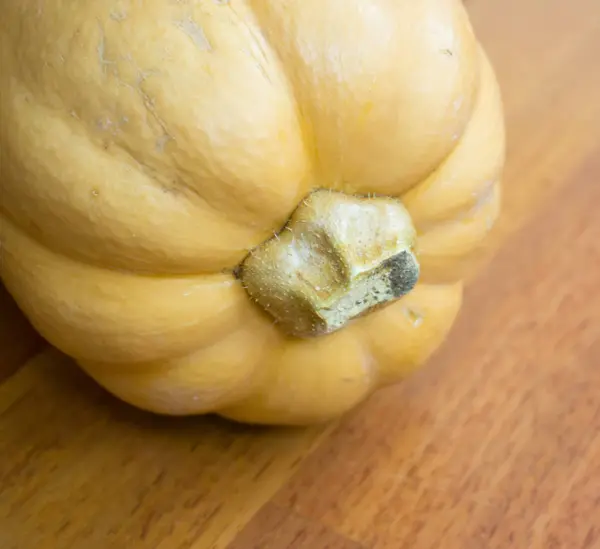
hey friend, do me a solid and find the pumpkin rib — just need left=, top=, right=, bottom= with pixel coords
left=418, top=181, right=502, bottom=257
left=247, top=0, right=481, bottom=196
left=77, top=307, right=280, bottom=416
left=217, top=324, right=376, bottom=426
left=359, top=282, right=463, bottom=386
left=417, top=182, right=502, bottom=284
left=1, top=85, right=261, bottom=274
left=0, top=216, right=250, bottom=364
left=402, top=46, right=506, bottom=232
left=390, top=45, right=487, bottom=204
left=105, top=134, right=259, bottom=237
left=117, top=2, right=314, bottom=234
left=242, top=0, right=321, bottom=186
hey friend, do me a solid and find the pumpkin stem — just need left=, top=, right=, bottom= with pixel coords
left=238, top=189, right=420, bottom=337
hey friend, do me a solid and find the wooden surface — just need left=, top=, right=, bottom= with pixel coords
left=1, top=0, right=600, bottom=548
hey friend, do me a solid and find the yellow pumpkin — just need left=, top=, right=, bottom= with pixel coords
left=0, top=0, right=504, bottom=425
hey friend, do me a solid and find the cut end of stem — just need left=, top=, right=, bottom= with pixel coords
left=238, top=189, right=420, bottom=338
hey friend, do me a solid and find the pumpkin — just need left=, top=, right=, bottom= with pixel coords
left=0, top=0, right=504, bottom=425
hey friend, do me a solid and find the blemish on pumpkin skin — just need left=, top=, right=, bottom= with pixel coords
left=136, top=69, right=159, bottom=86
left=96, top=117, right=114, bottom=131
left=403, top=307, right=424, bottom=327
left=471, top=180, right=496, bottom=209
left=156, top=134, right=174, bottom=152
left=174, top=16, right=213, bottom=52
left=96, top=23, right=117, bottom=74
left=110, top=10, right=128, bottom=21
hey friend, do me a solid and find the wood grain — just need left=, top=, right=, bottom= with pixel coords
left=1, top=0, right=599, bottom=548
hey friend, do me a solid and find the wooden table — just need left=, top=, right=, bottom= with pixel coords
left=1, top=1, right=599, bottom=547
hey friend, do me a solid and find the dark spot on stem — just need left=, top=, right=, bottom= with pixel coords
left=385, top=251, right=419, bottom=297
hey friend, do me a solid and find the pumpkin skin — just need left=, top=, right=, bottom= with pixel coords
left=0, top=0, right=504, bottom=425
